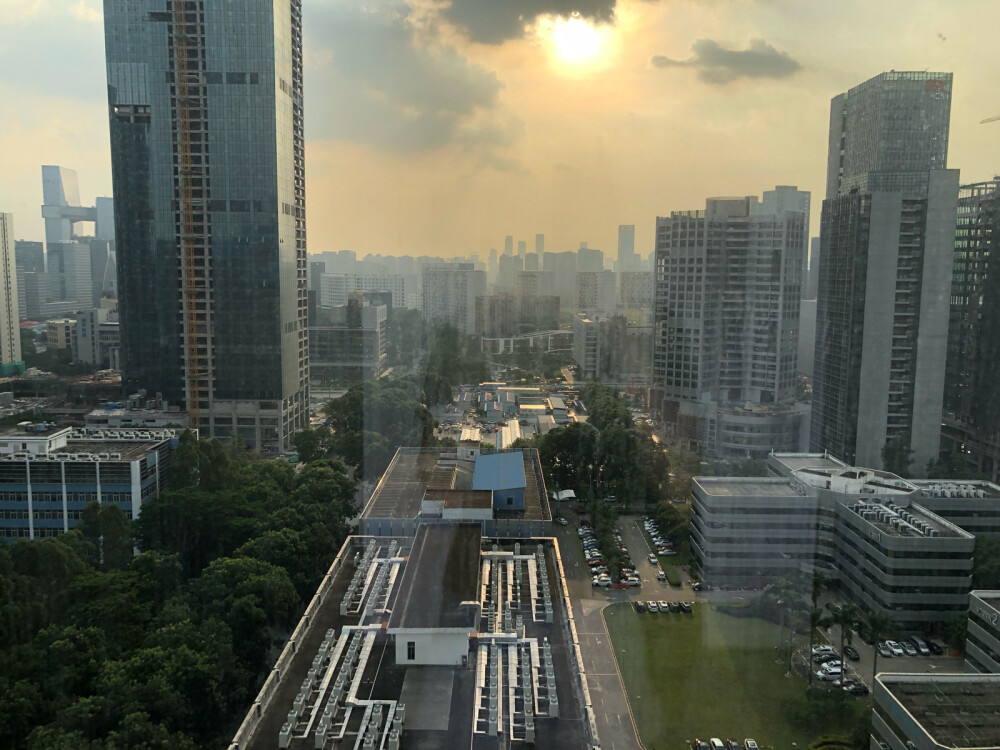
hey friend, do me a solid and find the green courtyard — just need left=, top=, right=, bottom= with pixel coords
left=603, top=603, right=868, bottom=750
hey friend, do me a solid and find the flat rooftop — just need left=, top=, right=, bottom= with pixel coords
left=769, top=452, right=848, bottom=475
left=362, top=448, right=550, bottom=522
left=388, top=523, right=482, bottom=631
left=847, top=499, right=968, bottom=539
left=912, top=479, right=1000, bottom=499
left=695, top=477, right=807, bottom=497
left=971, top=591, right=1000, bottom=614
left=424, top=489, right=493, bottom=509
left=878, top=673, right=1000, bottom=748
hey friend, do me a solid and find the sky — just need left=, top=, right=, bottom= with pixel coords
left=1, top=0, right=999, bottom=261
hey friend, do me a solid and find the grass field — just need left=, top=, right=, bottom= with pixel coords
left=604, top=603, right=867, bottom=750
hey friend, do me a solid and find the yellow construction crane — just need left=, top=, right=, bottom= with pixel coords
left=982, top=115, right=1000, bottom=125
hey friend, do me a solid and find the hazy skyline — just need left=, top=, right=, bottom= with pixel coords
left=2, top=0, right=999, bottom=259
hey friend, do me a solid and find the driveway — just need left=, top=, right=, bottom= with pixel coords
left=554, top=519, right=642, bottom=750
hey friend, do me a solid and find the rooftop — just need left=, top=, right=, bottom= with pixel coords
left=472, top=451, right=527, bottom=491
left=694, top=477, right=807, bottom=497
left=912, top=480, right=1000, bottom=499
left=793, top=466, right=916, bottom=495
left=424, top=489, right=493, bottom=509
left=877, top=672, right=1000, bottom=749
left=769, top=452, right=849, bottom=476
left=361, top=448, right=550, bottom=522
left=845, top=499, right=968, bottom=539
left=387, top=523, right=482, bottom=631
left=971, top=591, right=1000, bottom=614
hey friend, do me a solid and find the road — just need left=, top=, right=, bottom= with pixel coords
left=561, top=366, right=575, bottom=384
left=554, top=511, right=704, bottom=750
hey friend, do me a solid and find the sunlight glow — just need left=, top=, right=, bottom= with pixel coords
left=547, top=15, right=603, bottom=65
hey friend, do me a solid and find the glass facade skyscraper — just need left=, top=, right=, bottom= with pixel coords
left=103, top=0, right=308, bottom=452
left=811, top=72, right=958, bottom=473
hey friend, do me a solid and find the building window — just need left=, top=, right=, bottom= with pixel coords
left=407, top=641, right=415, bottom=661
left=507, top=496, right=513, bottom=506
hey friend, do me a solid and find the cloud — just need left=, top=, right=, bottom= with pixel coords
left=69, top=0, right=101, bottom=23
left=443, top=0, right=617, bottom=45
left=306, top=1, right=519, bottom=164
left=652, top=38, right=801, bottom=84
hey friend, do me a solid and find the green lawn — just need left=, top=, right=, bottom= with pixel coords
left=604, top=603, right=867, bottom=750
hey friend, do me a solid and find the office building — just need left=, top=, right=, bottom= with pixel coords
left=940, top=178, right=1000, bottom=480
left=523, top=252, right=539, bottom=271
left=575, top=270, right=616, bottom=314
left=475, top=295, right=516, bottom=338
left=573, top=313, right=651, bottom=384
left=74, top=304, right=121, bottom=370
left=0, top=216, right=23, bottom=376
left=504, top=235, right=514, bottom=256
left=516, top=295, right=560, bottom=333
left=310, top=295, right=388, bottom=383
left=872, top=673, right=1000, bottom=750
left=46, top=318, right=75, bottom=351
left=14, top=240, right=44, bottom=322
left=421, top=263, right=485, bottom=335
left=517, top=240, right=526, bottom=257
left=812, top=72, right=959, bottom=472
left=652, top=189, right=809, bottom=458
left=543, top=251, right=578, bottom=312
left=694, top=453, right=975, bottom=628
left=104, top=0, right=310, bottom=452
left=577, top=246, right=603, bottom=272
left=46, top=241, right=92, bottom=306
left=617, top=270, right=654, bottom=312
left=616, top=224, right=636, bottom=271
left=535, top=233, right=544, bottom=254
left=0, top=424, right=179, bottom=541
left=966, top=591, right=1000, bottom=674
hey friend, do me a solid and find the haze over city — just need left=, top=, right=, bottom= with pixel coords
left=3, top=0, right=1000, bottom=257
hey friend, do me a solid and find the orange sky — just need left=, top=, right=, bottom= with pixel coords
left=2, top=0, right=999, bottom=261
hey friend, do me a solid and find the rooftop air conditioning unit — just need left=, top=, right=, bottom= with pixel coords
left=929, top=529, right=939, bottom=537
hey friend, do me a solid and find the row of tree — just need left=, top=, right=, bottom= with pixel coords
left=0, top=433, right=358, bottom=749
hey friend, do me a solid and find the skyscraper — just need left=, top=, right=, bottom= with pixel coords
left=617, top=224, right=636, bottom=271
left=504, top=235, right=514, bottom=256
left=0, top=215, right=23, bottom=375
left=517, top=240, right=526, bottom=257
left=652, top=189, right=810, bottom=458
left=535, top=234, right=544, bottom=254
left=940, top=177, right=1000, bottom=479
left=104, top=0, right=309, bottom=451
left=421, top=263, right=485, bottom=335
left=811, top=72, right=958, bottom=472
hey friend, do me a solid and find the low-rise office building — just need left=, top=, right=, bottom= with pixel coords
left=310, top=296, right=388, bottom=382
left=694, top=454, right=975, bottom=628
left=871, top=673, right=1000, bottom=750
left=359, top=448, right=551, bottom=538
left=966, top=591, right=1000, bottom=674
left=0, top=424, right=180, bottom=540
left=911, top=480, right=1000, bottom=538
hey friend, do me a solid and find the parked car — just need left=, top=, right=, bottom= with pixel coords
left=657, top=570, right=667, bottom=581
left=927, top=640, right=944, bottom=655
left=911, top=636, right=931, bottom=656
left=556, top=517, right=568, bottom=526
left=658, top=600, right=669, bottom=612
left=592, top=577, right=611, bottom=587
left=878, top=642, right=893, bottom=658
left=591, top=566, right=609, bottom=575
left=814, top=652, right=840, bottom=664
left=812, top=645, right=836, bottom=655
left=646, top=601, right=658, bottom=612
left=624, top=578, right=641, bottom=587
left=845, top=683, right=869, bottom=696
left=669, top=601, right=681, bottom=613
left=634, top=601, right=645, bottom=612
left=692, top=581, right=703, bottom=591
left=660, top=549, right=678, bottom=556
left=902, top=641, right=919, bottom=657
left=744, top=741, right=759, bottom=750
left=680, top=601, right=692, bottom=613
left=843, top=645, right=860, bottom=661
left=726, top=741, right=741, bottom=750
left=710, top=739, right=726, bottom=750
left=816, top=667, right=842, bottom=681
left=886, top=641, right=905, bottom=657
left=693, top=740, right=709, bottom=750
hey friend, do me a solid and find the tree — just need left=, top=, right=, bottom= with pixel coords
left=861, top=610, right=894, bottom=687
left=881, top=435, right=914, bottom=477
left=78, top=503, right=133, bottom=571
left=973, top=537, right=1000, bottom=589
left=826, top=602, right=860, bottom=667
left=292, top=426, right=333, bottom=463
left=944, top=611, right=968, bottom=653
left=807, top=572, right=827, bottom=685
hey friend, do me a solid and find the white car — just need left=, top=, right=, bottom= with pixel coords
left=648, top=554, right=658, bottom=564
left=592, top=575, right=611, bottom=587
left=816, top=667, right=842, bottom=681
left=657, top=570, right=667, bottom=581
left=886, top=640, right=905, bottom=657
left=658, top=600, right=669, bottom=611
left=646, top=601, right=659, bottom=612
left=812, top=645, right=836, bottom=655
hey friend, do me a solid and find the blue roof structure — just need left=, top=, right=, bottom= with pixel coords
left=472, top=452, right=527, bottom=491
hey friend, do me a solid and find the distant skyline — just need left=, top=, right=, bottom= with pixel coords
left=2, top=0, right=999, bottom=258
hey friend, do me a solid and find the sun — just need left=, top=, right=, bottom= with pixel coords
left=547, top=15, right=603, bottom=65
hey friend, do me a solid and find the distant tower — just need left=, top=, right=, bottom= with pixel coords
left=617, top=225, right=635, bottom=271
left=535, top=234, right=544, bottom=254
left=812, top=71, right=957, bottom=472
left=517, top=240, right=526, bottom=257
left=504, top=235, right=513, bottom=256
left=0, top=215, right=23, bottom=374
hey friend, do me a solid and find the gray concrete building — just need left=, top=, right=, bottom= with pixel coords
left=421, top=263, right=486, bottom=335
left=966, top=591, right=1000, bottom=674
left=652, top=188, right=809, bottom=459
left=812, top=72, right=959, bottom=473
left=694, top=453, right=975, bottom=628
left=0, top=215, right=23, bottom=375
left=872, top=673, right=1000, bottom=750
left=572, top=313, right=651, bottom=384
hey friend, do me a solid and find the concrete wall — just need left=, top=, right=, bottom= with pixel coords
left=394, top=631, right=470, bottom=667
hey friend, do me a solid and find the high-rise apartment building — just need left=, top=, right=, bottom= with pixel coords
left=940, top=178, right=1000, bottom=479
left=811, top=72, right=958, bottom=472
left=575, top=270, right=616, bottom=314
left=104, top=0, right=309, bottom=452
left=0, top=215, right=23, bottom=375
left=653, top=190, right=809, bottom=458
left=421, top=263, right=485, bottom=335
left=14, top=241, right=44, bottom=320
